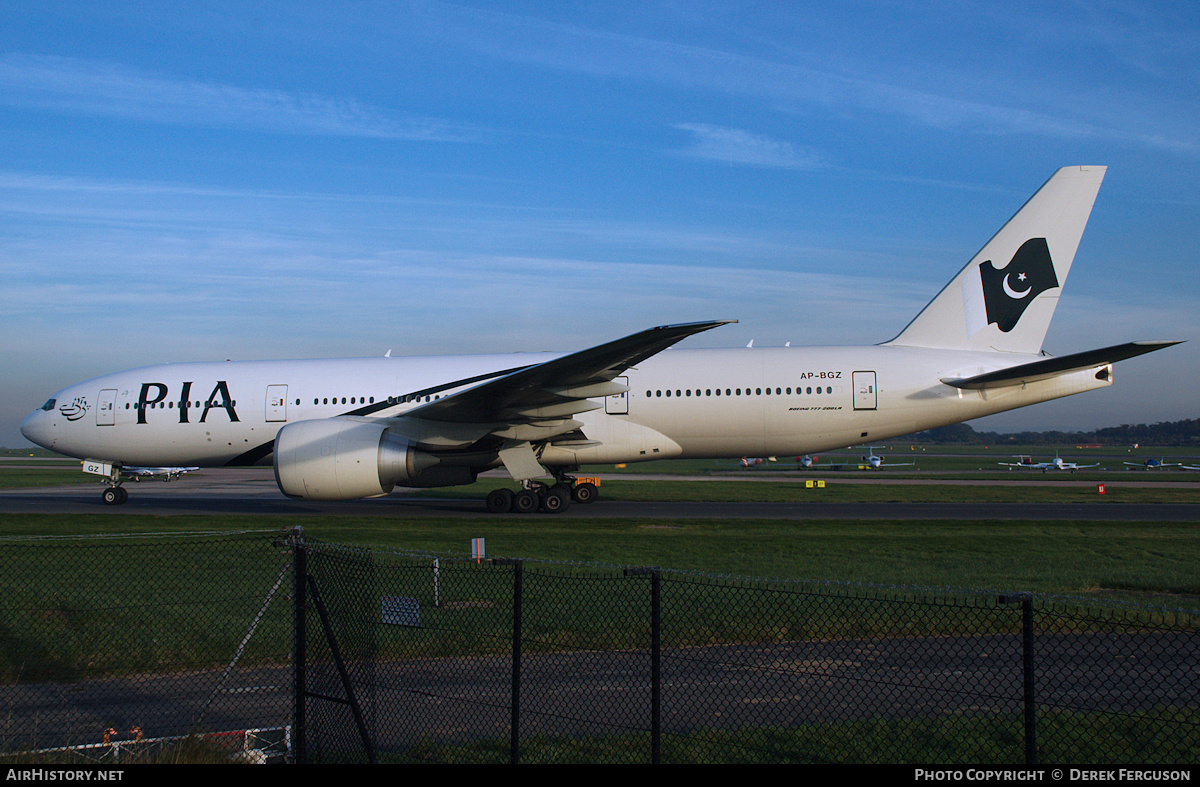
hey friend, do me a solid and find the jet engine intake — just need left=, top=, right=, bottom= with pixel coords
left=273, top=418, right=436, bottom=500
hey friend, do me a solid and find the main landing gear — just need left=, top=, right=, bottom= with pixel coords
left=485, top=477, right=599, bottom=514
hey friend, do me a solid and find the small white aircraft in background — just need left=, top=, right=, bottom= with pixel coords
left=800, top=447, right=915, bottom=470
left=1000, top=454, right=1098, bottom=472
left=860, top=447, right=916, bottom=469
left=1124, top=458, right=1200, bottom=470
left=739, top=456, right=777, bottom=467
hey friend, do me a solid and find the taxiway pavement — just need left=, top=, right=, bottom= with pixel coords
left=2, top=467, right=1198, bottom=520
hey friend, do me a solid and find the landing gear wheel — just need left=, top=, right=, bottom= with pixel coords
left=540, top=485, right=572, bottom=513
left=486, top=488, right=514, bottom=514
left=512, top=488, right=540, bottom=514
left=571, top=481, right=598, bottom=504
left=102, top=487, right=128, bottom=505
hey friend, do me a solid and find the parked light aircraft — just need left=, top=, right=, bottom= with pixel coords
left=790, top=449, right=912, bottom=470
left=860, top=448, right=916, bottom=469
left=999, top=454, right=1099, bottom=472
left=739, top=457, right=777, bottom=467
left=20, top=166, right=1181, bottom=512
left=1124, top=458, right=1200, bottom=470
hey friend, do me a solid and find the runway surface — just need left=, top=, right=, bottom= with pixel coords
left=3, top=467, right=1199, bottom=520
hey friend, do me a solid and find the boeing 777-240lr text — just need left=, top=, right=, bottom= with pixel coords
left=21, top=167, right=1181, bottom=512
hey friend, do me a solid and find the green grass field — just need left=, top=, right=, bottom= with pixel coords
left=2, top=446, right=1198, bottom=602
left=2, top=512, right=1196, bottom=603
left=2, top=449, right=1197, bottom=765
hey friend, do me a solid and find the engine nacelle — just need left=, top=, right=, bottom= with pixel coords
left=273, top=418, right=436, bottom=500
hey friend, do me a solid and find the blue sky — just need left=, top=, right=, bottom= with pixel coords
left=3, top=1, right=1198, bottom=447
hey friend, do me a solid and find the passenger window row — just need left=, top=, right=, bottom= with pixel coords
left=648, top=386, right=836, bottom=398
left=313, top=396, right=376, bottom=405
left=309, top=394, right=440, bottom=406
left=128, top=400, right=235, bottom=409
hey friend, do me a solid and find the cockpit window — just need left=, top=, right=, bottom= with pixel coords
left=41, top=399, right=56, bottom=411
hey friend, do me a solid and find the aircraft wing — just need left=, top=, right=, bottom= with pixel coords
left=397, top=320, right=733, bottom=428
left=940, top=341, right=1182, bottom=390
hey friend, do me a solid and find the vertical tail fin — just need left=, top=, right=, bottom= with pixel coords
left=886, top=166, right=1106, bottom=354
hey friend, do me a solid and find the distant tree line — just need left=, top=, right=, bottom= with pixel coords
left=905, top=418, right=1200, bottom=446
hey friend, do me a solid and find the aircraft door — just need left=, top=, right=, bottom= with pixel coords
left=96, top=389, right=117, bottom=425
left=266, top=385, right=289, bottom=422
left=852, top=371, right=877, bottom=410
left=605, top=376, right=629, bottom=415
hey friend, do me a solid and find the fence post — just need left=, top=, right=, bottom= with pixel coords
left=497, top=558, right=524, bottom=765
left=1000, top=593, right=1036, bottom=765
left=626, top=567, right=661, bottom=764
left=289, top=526, right=307, bottom=765
left=650, top=568, right=661, bottom=764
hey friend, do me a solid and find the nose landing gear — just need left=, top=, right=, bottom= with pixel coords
left=102, top=485, right=129, bottom=505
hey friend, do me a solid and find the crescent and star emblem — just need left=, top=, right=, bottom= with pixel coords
left=1003, top=271, right=1031, bottom=299
left=978, top=238, right=1058, bottom=332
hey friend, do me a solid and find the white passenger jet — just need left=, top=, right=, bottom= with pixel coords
left=20, top=166, right=1180, bottom=512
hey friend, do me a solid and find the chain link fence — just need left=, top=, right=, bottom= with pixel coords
left=0, top=530, right=293, bottom=764
left=299, top=540, right=1200, bottom=765
left=2, top=530, right=1197, bottom=764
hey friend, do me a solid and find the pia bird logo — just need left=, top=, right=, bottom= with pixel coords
left=59, top=396, right=89, bottom=421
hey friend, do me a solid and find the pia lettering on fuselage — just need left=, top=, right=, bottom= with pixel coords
left=136, top=381, right=240, bottom=424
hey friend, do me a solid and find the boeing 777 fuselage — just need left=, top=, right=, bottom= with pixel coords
left=20, top=167, right=1180, bottom=511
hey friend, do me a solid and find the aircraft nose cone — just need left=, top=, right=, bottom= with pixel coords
left=20, top=409, right=51, bottom=449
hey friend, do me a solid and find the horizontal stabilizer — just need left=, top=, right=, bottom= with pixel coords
left=940, top=341, right=1182, bottom=390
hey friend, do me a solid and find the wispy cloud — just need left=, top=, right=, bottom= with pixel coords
left=0, top=167, right=916, bottom=351
left=413, top=2, right=1199, bottom=155
left=673, top=123, right=827, bottom=170
left=0, top=53, right=481, bottom=142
